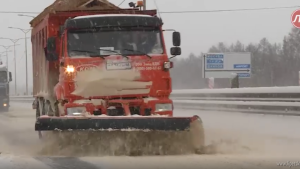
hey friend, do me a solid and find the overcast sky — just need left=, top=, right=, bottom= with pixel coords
left=0, top=0, right=299, bottom=94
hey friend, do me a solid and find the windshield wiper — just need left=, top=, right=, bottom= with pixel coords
left=70, top=49, right=128, bottom=59
left=70, top=49, right=105, bottom=59
left=97, top=49, right=128, bottom=59
left=122, top=49, right=152, bottom=59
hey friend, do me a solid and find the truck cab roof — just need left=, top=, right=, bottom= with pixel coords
left=65, top=13, right=162, bottom=29
left=74, top=14, right=152, bottom=20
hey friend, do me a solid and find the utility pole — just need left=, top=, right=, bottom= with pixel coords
left=0, top=45, right=14, bottom=83
left=0, top=49, right=12, bottom=68
left=0, top=37, right=24, bottom=94
left=8, top=27, right=32, bottom=95
left=0, top=52, right=7, bottom=94
left=0, top=52, right=7, bottom=65
left=0, top=45, right=14, bottom=95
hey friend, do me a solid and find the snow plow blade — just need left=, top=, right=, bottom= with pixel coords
left=35, top=115, right=205, bottom=156
left=35, top=115, right=201, bottom=131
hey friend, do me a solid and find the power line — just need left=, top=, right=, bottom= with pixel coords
left=159, top=5, right=300, bottom=14
left=118, top=0, right=126, bottom=7
left=0, top=5, right=298, bottom=14
left=0, top=11, right=37, bottom=14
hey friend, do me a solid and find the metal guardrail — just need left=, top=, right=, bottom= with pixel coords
left=171, top=86, right=300, bottom=102
left=172, top=86, right=300, bottom=94
left=10, top=95, right=34, bottom=102
left=9, top=86, right=300, bottom=116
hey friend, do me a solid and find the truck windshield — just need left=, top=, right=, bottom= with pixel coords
left=67, top=27, right=164, bottom=57
left=0, top=71, right=7, bottom=83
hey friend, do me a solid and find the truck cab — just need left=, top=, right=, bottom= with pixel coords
left=47, top=13, right=181, bottom=116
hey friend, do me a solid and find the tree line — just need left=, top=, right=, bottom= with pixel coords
left=170, top=27, right=300, bottom=89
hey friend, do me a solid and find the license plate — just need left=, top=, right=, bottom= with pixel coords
left=106, top=62, right=132, bottom=70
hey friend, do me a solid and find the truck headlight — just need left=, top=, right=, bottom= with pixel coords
left=67, top=107, right=86, bottom=116
left=155, top=103, right=172, bottom=112
left=66, top=65, right=75, bottom=73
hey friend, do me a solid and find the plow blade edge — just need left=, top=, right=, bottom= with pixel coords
left=35, top=116, right=201, bottom=131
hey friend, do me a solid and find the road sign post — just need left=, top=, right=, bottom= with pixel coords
left=208, top=77, right=214, bottom=89
left=230, top=73, right=239, bottom=88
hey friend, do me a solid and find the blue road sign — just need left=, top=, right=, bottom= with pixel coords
left=237, top=73, right=250, bottom=77
left=234, top=64, right=251, bottom=69
left=207, top=65, right=224, bottom=69
left=206, top=54, right=224, bottom=69
left=206, top=59, right=224, bottom=64
left=206, top=54, right=224, bottom=59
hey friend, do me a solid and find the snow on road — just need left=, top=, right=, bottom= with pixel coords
left=0, top=102, right=298, bottom=169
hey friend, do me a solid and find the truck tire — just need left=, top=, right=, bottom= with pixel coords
left=35, top=100, right=43, bottom=140
left=54, top=103, right=59, bottom=116
left=36, top=101, right=40, bottom=119
left=45, top=101, right=55, bottom=116
left=37, top=98, right=45, bottom=116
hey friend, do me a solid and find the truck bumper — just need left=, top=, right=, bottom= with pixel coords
left=64, top=98, right=173, bottom=116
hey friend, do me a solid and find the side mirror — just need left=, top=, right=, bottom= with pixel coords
left=45, top=37, right=58, bottom=61
left=170, top=47, right=181, bottom=56
left=9, top=72, right=12, bottom=82
left=172, top=32, right=181, bottom=46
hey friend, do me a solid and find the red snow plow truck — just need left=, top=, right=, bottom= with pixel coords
left=30, top=0, right=205, bottom=154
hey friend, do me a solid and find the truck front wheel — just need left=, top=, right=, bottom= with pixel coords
left=44, top=100, right=59, bottom=116
left=35, top=100, right=43, bottom=140
left=36, top=100, right=40, bottom=119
